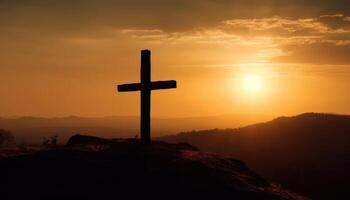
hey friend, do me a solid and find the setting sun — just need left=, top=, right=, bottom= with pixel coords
left=242, top=74, right=263, bottom=95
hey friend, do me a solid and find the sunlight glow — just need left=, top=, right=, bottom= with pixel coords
left=242, top=74, right=263, bottom=95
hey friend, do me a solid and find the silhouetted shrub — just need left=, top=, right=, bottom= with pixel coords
left=43, top=135, right=58, bottom=147
left=0, top=129, right=14, bottom=148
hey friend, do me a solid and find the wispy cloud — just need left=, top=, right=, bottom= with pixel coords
left=121, top=15, right=350, bottom=65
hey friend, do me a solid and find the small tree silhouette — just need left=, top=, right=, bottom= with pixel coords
left=0, top=129, right=14, bottom=148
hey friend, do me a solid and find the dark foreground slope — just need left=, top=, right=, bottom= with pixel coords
left=0, top=135, right=304, bottom=200
left=161, top=113, right=350, bottom=200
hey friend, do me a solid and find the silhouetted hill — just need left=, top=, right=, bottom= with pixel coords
left=0, top=114, right=272, bottom=144
left=0, top=135, right=304, bottom=200
left=161, top=113, right=350, bottom=200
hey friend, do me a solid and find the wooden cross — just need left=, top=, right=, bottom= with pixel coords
left=117, top=50, right=177, bottom=144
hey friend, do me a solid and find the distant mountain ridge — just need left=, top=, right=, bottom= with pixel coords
left=160, top=113, right=350, bottom=200
left=0, top=113, right=272, bottom=144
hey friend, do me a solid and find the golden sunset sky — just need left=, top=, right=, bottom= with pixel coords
left=1, top=0, right=350, bottom=118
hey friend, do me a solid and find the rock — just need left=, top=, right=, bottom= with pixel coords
left=67, top=134, right=111, bottom=146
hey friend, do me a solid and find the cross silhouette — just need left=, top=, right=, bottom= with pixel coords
left=117, top=50, right=177, bottom=144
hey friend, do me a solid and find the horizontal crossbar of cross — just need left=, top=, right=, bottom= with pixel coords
left=118, top=80, right=177, bottom=92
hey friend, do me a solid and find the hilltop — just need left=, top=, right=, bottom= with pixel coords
left=0, top=135, right=304, bottom=200
left=161, top=113, right=350, bottom=200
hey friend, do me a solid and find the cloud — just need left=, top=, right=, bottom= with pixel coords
left=120, top=14, right=350, bottom=64
left=1, top=0, right=350, bottom=65
left=120, top=29, right=248, bottom=45
left=273, top=42, right=350, bottom=65
left=220, top=15, right=350, bottom=45
left=2, top=0, right=350, bottom=34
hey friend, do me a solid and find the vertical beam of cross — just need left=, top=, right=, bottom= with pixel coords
left=117, top=50, right=177, bottom=144
left=140, top=50, right=151, bottom=143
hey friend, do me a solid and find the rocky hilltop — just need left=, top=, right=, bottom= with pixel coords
left=0, top=135, right=305, bottom=200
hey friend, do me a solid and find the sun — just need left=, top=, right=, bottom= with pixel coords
left=242, top=74, right=263, bottom=95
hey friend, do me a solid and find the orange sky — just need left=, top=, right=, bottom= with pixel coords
left=1, top=0, right=350, bottom=118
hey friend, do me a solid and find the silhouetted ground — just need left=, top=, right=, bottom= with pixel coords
left=161, top=113, right=350, bottom=200
left=0, top=135, right=305, bottom=200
